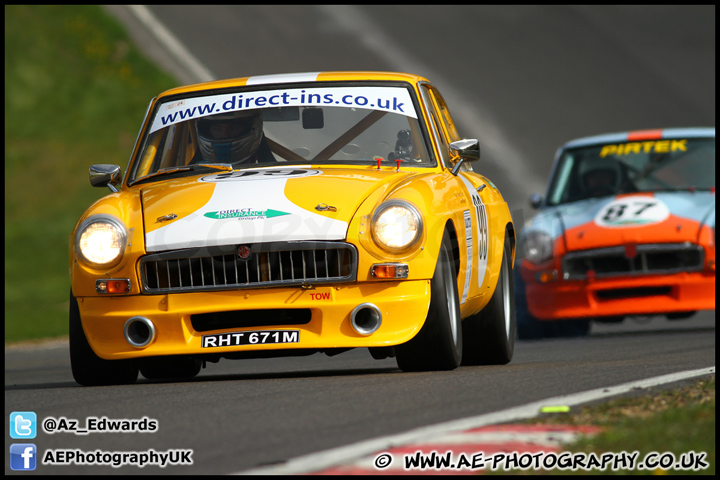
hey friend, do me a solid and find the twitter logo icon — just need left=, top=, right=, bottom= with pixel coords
left=10, top=412, right=37, bottom=439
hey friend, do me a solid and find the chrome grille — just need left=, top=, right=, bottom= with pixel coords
left=140, top=241, right=357, bottom=293
left=562, top=243, right=704, bottom=280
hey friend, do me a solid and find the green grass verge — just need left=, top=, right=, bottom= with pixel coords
left=5, top=5, right=177, bottom=343
left=494, top=377, right=715, bottom=475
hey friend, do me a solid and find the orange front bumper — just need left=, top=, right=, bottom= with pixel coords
left=525, top=271, right=715, bottom=320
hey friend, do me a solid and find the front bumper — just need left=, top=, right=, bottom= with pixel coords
left=78, top=280, right=431, bottom=360
left=525, top=271, right=715, bottom=320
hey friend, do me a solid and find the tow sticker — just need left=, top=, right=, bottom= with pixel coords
left=594, top=196, right=669, bottom=227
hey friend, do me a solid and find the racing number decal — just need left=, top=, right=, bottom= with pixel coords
left=472, top=194, right=489, bottom=287
left=594, top=197, right=670, bottom=227
left=472, top=195, right=489, bottom=264
left=459, top=175, right=489, bottom=291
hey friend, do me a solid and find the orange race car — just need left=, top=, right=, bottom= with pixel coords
left=515, top=128, right=715, bottom=339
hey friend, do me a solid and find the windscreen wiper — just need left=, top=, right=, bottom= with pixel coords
left=134, top=163, right=233, bottom=184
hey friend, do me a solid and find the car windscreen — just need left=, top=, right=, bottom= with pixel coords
left=545, top=137, right=715, bottom=206
left=128, top=83, right=434, bottom=184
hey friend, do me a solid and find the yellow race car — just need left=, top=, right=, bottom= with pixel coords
left=69, top=71, right=516, bottom=385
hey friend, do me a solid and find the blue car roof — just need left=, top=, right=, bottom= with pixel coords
left=562, top=127, right=715, bottom=149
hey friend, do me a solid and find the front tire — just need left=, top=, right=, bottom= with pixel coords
left=461, top=232, right=516, bottom=365
left=514, top=270, right=590, bottom=339
left=69, top=292, right=138, bottom=386
left=396, top=230, right=462, bottom=371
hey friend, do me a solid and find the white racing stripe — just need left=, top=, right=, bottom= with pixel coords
left=145, top=172, right=348, bottom=252
left=237, top=366, right=715, bottom=475
left=247, top=72, right=321, bottom=85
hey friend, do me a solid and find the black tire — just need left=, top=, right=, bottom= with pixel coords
left=514, top=267, right=546, bottom=340
left=140, top=356, right=202, bottom=380
left=396, top=230, right=462, bottom=371
left=594, top=316, right=625, bottom=324
left=514, top=269, right=590, bottom=339
left=69, top=292, right=139, bottom=386
left=461, top=233, right=515, bottom=365
left=666, top=311, right=696, bottom=320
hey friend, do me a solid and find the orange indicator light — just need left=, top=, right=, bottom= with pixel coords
left=96, top=279, right=131, bottom=294
left=372, top=264, right=409, bottom=279
left=537, top=270, right=558, bottom=283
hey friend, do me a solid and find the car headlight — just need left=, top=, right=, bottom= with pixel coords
left=522, top=230, right=553, bottom=264
left=372, top=200, right=422, bottom=252
left=75, top=215, right=127, bottom=267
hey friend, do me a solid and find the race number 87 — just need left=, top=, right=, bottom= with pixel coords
left=602, top=201, right=656, bottom=222
left=595, top=197, right=669, bottom=227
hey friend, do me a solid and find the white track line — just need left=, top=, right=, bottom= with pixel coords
left=317, top=5, right=546, bottom=195
left=237, top=366, right=715, bottom=475
left=127, top=5, right=215, bottom=83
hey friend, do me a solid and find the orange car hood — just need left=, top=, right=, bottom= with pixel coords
left=551, top=192, right=715, bottom=251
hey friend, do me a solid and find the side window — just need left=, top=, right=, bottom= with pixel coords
left=429, top=87, right=461, bottom=144
left=420, top=85, right=450, bottom=167
left=431, top=87, right=475, bottom=172
left=422, top=84, right=473, bottom=171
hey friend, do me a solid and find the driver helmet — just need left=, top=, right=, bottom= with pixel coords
left=196, top=110, right=263, bottom=164
left=579, top=156, right=623, bottom=193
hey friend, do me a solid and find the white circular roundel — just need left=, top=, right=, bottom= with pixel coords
left=594, top=196, right=670, bottom=228
left=200, top=168, right=322, bottom=182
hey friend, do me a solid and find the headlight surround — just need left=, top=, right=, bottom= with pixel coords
left=371, top=200, right=423, bottom=252
left=75, top=215, right=127, bottom=268
left=522, top=230, right=554, bottom=264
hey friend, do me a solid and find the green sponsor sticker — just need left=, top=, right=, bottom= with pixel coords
left=204, top=208, right=290, bottom=220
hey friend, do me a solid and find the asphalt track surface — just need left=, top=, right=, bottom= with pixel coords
left=5, top=5, right=714, bottom=475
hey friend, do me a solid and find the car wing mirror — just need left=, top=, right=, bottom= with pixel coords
left=449, top=139, right=480, bottom=175
left=89, top=164, right=121, bottom=192
left=529, top=193, right=544, bottom=209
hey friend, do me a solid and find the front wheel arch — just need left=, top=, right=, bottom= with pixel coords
left=396, top=227, right=462, bottom=371
left=69, top=292, right=139, bottom=386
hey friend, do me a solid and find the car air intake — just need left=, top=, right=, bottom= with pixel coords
left=140, top=241, right=357, bottom=293
left=191, top=308, right=312, bottom=332
left=562, top=243, right=703, bottom=280
left=595, top=286, right=673, bottom=300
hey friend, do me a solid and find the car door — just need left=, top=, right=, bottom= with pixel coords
left=420, top=83, right=490, bottom=312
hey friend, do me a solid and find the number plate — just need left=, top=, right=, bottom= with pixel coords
left=201, top=330, right=300, bottom=348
